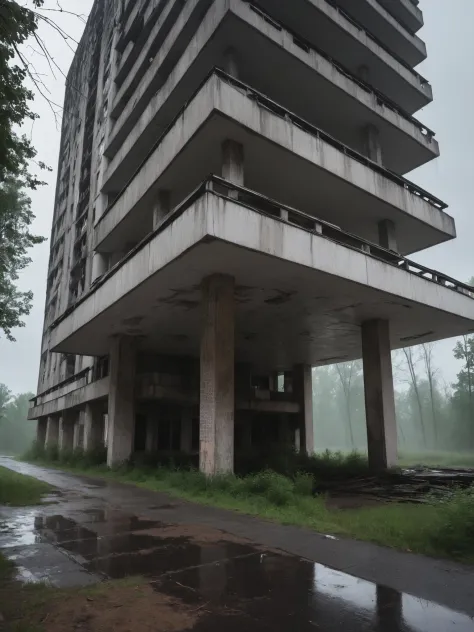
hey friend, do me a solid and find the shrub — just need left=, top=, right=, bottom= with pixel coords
left=294, top=472, right=314, bottom=496
left=23, top=440, right=46, bottom=461
left=430, top=487, right=474, bottom=558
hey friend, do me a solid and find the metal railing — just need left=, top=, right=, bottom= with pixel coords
left=30, top=368, right=91, bottom=407
left=244, top=1, right=434, bottom=140
left=50, top=175, right=472, bottom=335
left=97, top=67, right=445, bottom=239
left=323, top=0, right=428, bottom=82
left=216, top=70, right=445, bottom=210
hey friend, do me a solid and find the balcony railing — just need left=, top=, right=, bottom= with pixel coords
left=244, top=1, right=434, bottom=140
left=50, top=174, right=472, bottom=334
left=30, top=367, right=91, bottom=408
left=98, top=67, right=445, bottom=238
left=322, top=0, right=427, bottom=79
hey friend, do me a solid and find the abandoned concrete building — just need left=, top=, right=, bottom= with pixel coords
left=29, top=0, right=474, bottom=474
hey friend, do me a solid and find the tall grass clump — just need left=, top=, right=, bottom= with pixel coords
left=429, top=487, right=474, bottom=559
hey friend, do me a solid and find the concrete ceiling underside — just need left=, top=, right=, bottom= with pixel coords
left=51, top=238, right=474, bottom=372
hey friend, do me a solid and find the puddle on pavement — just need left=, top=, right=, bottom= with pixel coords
left=0, top=476, right=473, bottom=630
left=155, top=554, right=474, bottom=631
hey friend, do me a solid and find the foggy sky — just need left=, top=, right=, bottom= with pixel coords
left=1, top=0, right=472, bottom=395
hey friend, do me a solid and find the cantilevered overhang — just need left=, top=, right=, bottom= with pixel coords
left=332, top=0, right=426, bottom=67
left=256, top=0, right=431, bottom=114
left=104, top=0, right=438, bottom=192
left=50, top=187, right=474, bottom=371
left=97, top=73, right=451, bottom=257
left=377, top=0, right=423, bottom=35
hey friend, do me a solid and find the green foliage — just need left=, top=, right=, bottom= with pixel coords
left=429, top=488, right=474, bottom=559
left=0, top=388, right=36, bottom=454
left=0, top=465, right=51, bottom=505
left=0, top=0, right=45, bottom=189
left=0, top=179, right=46, bottom=340
left=0, top=2, right=48, bottom=339
left=25, top=442, right=107, bottom=468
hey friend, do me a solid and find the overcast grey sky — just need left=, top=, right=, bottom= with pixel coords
left=1, top=0, right=473, bottom=395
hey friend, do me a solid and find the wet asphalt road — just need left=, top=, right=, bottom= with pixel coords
left=1, top=457, right=474, bottom=631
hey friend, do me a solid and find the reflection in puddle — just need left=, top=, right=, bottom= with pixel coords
left=0, top=498, right=473, bottom=630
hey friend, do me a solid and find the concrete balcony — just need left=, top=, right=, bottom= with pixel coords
left=255, top=0, right=431, bottom=114
left=104, top=0, right=438, bottom=194
left=330, top=0, right=426, bottom=67
left=106, top=0, right=432, bottom=180
left=98, top=72, right=449, bottom=261
left=28, top=371, right=109, bottom=420
left=114, top=0, right=188, bottom=96
left=377, top=0, right=423, bottom=34
left=49, top=178, right=474, bottom=372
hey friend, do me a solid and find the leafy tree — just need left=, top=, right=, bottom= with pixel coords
left=452, top=335, right=474, bottom=445
left=0, top=383, right=12, bottom=419
left=0, top=178, right=45, bottom=340
left=0, top=1, right=52, bottom=340
left=0, top=0, right=45, bottom=188
left=0, top=388, right=36, bottom=454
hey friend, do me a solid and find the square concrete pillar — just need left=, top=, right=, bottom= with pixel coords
left=91, top=252, right=108, bottom=283
left=363, top=124, right=383, bottom=166
left=58, top=413, right=74, bottom=452
left=199, top=274, right=235, bottom=475
left=279, top=414, right=293, bottom=447
left=378, top=219, right=398, bottom=253
left=222, top=140, right=244, bottom=197
left=84, top=403, right=104, bottom=452
left=146, top=414, right=158, bottom=453
left=45, top=416, right=59, bottom=448
left=73, top=414, right=84, bottom=450
left=293, top=365, right=314, bottom=455
left=153, top=190, right=170, bottom=230
left=107, top=336, right=137, bottom=467
left=181, top=407, right=193, bottom=453
left=223, top=48, right=239, bottom=78
left=36, top=418, right=47, bottom=447
left=362, top=319, right=397, bottom=471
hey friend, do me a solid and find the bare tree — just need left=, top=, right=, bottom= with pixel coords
left=421, top=343, right=439, bottom=447
left=335, top=361, right=359, bottom=449
left=402, top=347, right=427, bottom=447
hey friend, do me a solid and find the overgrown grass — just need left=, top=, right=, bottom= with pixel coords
left=22, top=445, right=474, bottom=563
left=0, top=465, right=52, bottom=506
left=399, top=451, right=474, bottom=469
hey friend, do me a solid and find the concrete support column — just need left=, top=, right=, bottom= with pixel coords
left=73, top=415, right=84, bottom=450
left=58, top=414, right=74, bottom=452
left=279, top=414, right=292, bottom=447
left=45, top=416, right=59, bottom=448
left=180, top=407, right=193, bottom=453
left=107, top=336, right=137, bottom=467
left=146, top=416, right=158, bottom=453
left=36, top=418, right=47, bottom=447
left=84, top=403, right=104, bottom=452
left=293, top=365, right=314, bottom=455
left=153, top=190, right=170, bottom=230
left=223, top=48, right=239, bottom=78
left=199, top=274, right=235, bottom=475
left=91, top=252, right=108, bottom=283
left=362, top=319, right=397, bottom=471
left=358, top=64, right=370, bottom=84
left=363, top=124, right=383, bottom=166
left=242, top=418, right=253, bottom=452
left=222, top=140, right=244, bottom=198
left=378, top=219, right=398, bottom=253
